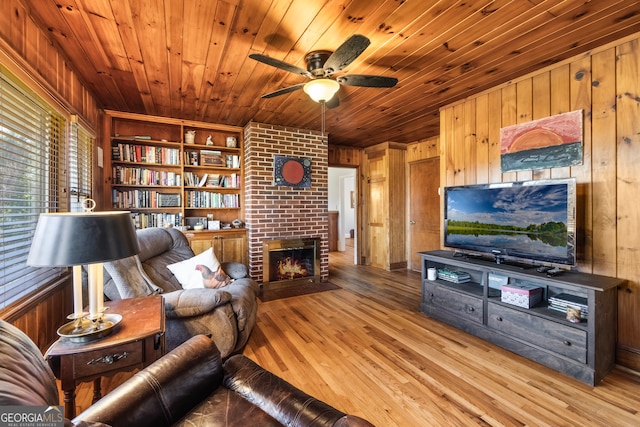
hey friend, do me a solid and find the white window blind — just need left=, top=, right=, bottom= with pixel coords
left=0, top=71, right=66, bottom=309
left=69, top=120, right=93, bottom=212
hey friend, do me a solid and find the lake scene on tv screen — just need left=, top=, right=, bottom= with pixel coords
left=446, top=184, right=569, bottom=259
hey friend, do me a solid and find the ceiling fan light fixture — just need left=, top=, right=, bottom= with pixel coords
left=303, top=79, right=340, bottom=103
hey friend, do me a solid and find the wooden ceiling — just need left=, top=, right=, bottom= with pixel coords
left=21, top=0, right=640, bottom=148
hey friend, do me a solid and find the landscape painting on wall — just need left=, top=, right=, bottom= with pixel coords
left=500, top=110, right=583, bottom=172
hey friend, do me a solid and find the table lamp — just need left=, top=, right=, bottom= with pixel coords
left=26, top=200, right=139, bottom=341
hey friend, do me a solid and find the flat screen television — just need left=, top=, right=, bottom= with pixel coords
left=444, top=178, right=576, bottom=266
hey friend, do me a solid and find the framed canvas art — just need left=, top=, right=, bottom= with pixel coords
left=500, top=110, right=583, bottom=172
left=273, top=156, right=312, bottom=188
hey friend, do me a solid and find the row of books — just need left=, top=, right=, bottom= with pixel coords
left=112, top=189, right=181, bottom=209
left=113, top=166, right=181, bottom=186
left=131, top=212, right=183, bottom=229
left=183, top=172, right=240, bottom=188
left=436, top=268, right=471, bottom=283
left=548, top=293, right=589, bottom=318
left=185, top=150, right=240, bottom=168
left=185, top=191, right=240, bottom=208
left=112, top=143, right=181, bottom=165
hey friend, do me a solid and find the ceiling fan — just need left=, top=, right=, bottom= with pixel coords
left=249, top=34, right=398, bottom=108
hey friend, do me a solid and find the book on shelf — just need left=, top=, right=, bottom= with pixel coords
left=157, top=193, right=181, bottom=207
left=185, top=191, right=240, bottom=208
left=131, top=212, right=183, bottom=229
left=112, top=165, right=181, bottom=186
left=206, top=174, right=220, bottom=187
left=113, top=189, right=182, bottom=209
left=548, top=293, right=589, bottom=318
left=197, top=174, right=208, bottom=187
left=112, top=143, right=180, bottom=164
left=436, top=268, right=471, bottom=283
left=200, top=150, right=224, bottom=166
left=185, top=151, right=199, bottom=166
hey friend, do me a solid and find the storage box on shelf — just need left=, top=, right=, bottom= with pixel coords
left=420, top=250, right=623, bottom=385
left=103, top=111, right=247, bottom=255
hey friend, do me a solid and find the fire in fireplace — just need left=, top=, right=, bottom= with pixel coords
left=263, top=238, right=320, bottom=287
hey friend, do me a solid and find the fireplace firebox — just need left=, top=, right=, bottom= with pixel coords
left=262, top=238, right=321, bottom=288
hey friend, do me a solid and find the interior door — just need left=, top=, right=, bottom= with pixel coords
left=409, top=157, right=440, bottom=271
left=367, top=153, right=387, bottom=269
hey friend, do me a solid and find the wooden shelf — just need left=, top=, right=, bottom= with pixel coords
left=103, top=110, right=245, bottom=230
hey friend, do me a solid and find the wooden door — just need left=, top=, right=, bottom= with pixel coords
left=367, top=153, right=387, bottom=269
left=409, top=157, right=441, bottom=271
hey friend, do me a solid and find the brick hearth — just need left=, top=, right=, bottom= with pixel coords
left=243, top=121, right=329, bottom=283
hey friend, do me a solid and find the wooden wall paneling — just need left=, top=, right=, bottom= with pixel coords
left=590, top=49, right=617, bottom=277
left=451, top=103, right=466, bottom=186
left=440, top=107, right=455, bottom=188
left=487, top=90, right=502, bottom=183
left=388, top=147, right=406, bottom=269
left=570, top=55, right=594, bottom=271
left=474, top=94, right=489, bottom=184
left=550, top=65, right=572, bottom=179
left=463, top=99, right=477, bottom=185
left=360, top=152, right=371, bottom=265
left=328, top=145, right=362, bottom=167
left=438, top=34, right=640, bottom=371
left=5, top=0, right=25, bottom=54
left=0, top=1, right=99, bottom=128
left=615, top=38, right=640, bottom=368
left=439, top=108, right=451, bottom=247
left=515, top=79, right=533, bottom=182
left=500, top=83, right=517, bottom=183
left=24, top=7, right=39, bottom=68
left=5, top=278, right=71, bottom=353
left=406, top=137, right=439, bottom=163
left=532, top=72, right=552, bottom=180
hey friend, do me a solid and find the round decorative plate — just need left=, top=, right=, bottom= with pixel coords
left=274, top=156, right=311, bottom=187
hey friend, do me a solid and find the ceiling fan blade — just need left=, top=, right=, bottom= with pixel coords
left=323, top=34, right=370, bottom=74
left=249, top=53, right=312, bottom=78
left=337, top=74, right=398, bottom=88
left=326, top=94, right=340, bottom=109
left=261, top=83, right=305, bottom=98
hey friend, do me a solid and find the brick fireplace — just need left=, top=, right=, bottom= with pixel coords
left=263, top=237, right=321, bottom=288
left=243, top=121, right=329, bottom=285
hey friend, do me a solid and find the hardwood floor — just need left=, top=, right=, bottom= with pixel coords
left=67, top=241, right=640, bottom=426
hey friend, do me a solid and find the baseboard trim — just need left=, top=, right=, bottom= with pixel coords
left=617, top=346, right=640, bottom=373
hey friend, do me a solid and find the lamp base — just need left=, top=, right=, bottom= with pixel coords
left=57, top=313, right=122, bottom=343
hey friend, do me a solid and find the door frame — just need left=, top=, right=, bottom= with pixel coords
left=328, top=165, right=361, bottom=265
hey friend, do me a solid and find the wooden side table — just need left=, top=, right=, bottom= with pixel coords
left=45, top=295, right=165, bottom=419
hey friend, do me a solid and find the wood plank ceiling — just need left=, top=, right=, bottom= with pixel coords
left=20, top=0, right=640, bottom=148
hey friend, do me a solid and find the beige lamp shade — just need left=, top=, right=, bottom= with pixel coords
left=303, top=79, right=340, bottom=103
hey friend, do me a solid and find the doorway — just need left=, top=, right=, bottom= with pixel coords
left=328, top=167, right=357, bottom=264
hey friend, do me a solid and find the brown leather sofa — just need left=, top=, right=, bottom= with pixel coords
left=0, top=319, right=374, bottom=427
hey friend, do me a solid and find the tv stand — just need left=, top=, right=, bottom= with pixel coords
left=419, top=250, right=623, bottom=385
left=494, top=257, right=534, bottom=270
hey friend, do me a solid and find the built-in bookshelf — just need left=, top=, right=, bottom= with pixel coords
left=103, top=110, right=245, bottom=232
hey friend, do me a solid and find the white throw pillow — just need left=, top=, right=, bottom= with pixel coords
left=167, top=247, right=220, bottom=289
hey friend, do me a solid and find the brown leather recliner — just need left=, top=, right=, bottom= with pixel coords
left=0, top=319, right=374, bottom=427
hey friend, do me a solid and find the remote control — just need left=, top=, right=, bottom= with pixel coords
left=546, top=267, right=562, bottom=277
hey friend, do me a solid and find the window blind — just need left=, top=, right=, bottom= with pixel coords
left=0, top=71, right=66, bottom=309
left=69, top=119, right=93, bottom=212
